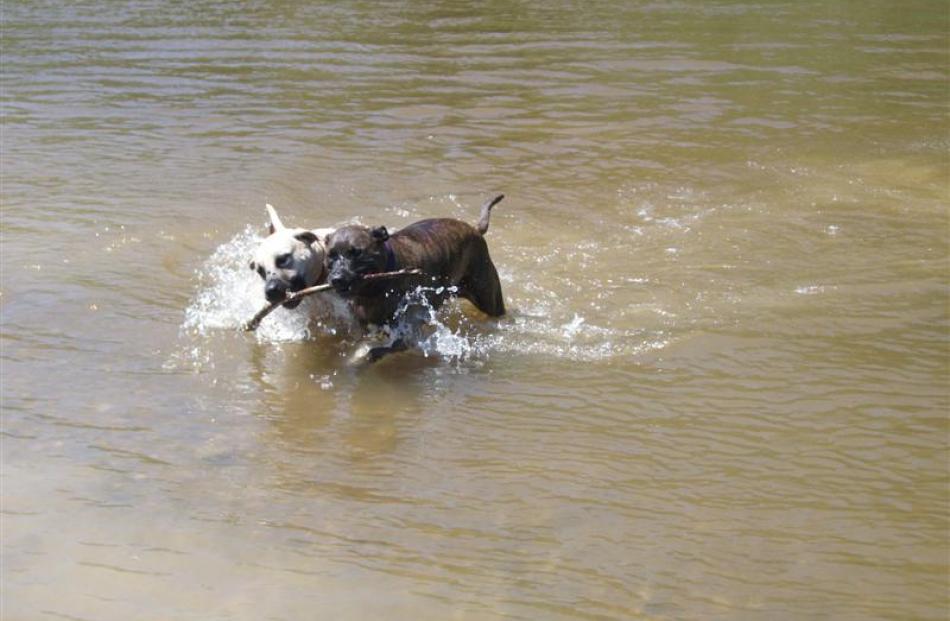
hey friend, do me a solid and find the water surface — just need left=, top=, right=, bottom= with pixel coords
left=2, top=1, right=948, bottom=619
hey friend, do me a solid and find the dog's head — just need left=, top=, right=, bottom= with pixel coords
left=249, top=204, right=332, bottom=309
left=325, top=224, right=390, bottom=295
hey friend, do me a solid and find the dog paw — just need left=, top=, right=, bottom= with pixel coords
left=346, top=342, right=375, bottom=367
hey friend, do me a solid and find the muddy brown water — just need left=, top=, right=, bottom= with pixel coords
left=2, top=1, right=948, bottom=619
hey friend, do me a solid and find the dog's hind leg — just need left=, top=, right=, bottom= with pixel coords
left=462, top=245, right=506, bottom=317
left=468, top=272, right=505, bottom=317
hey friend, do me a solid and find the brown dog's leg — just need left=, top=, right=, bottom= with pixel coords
left=462, top=241, right=506, bottom=317
left=470, top=267, right=506, bottom=317
left=367, top=338, right=409, bottom=363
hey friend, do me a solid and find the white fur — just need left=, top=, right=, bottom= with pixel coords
left=250, top=204, right=334, bottom=294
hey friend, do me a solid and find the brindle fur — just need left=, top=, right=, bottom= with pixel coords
left=326, top=195, right=505, bottom=361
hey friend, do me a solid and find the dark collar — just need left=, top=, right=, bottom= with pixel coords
left=384, top=240, right=397, bottom=271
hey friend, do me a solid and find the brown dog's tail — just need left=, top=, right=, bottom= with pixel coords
left=477, top=194, right=505, bottom=235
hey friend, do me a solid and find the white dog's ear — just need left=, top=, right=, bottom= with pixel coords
left=265, top=203, right=286, bottom=235
left=294, top=230, right=318, bottom=246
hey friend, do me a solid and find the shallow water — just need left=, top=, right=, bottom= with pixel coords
left=2, top=1, right=948, bottom=619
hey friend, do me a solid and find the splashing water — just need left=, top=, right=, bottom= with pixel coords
left=181, top=226, right=353, bottom=343
left=178, top=226, right=671, bottom=366
left=387, top=285, right=486, bottom=363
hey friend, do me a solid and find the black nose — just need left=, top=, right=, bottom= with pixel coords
left=330, top=276, right=349, bottom=291
left=265, top=281, right=287, bottom=302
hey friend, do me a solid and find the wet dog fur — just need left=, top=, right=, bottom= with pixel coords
left=326, top=194, right=506, bottom=362
left=249, top=204, right=334, bottom=309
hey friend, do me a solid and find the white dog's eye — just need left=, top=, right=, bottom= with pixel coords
left=276, top=253, right=292, bottom=269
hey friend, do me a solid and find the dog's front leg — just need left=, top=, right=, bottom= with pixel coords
left=347, top=337, right=408, bottom=366
left=367, top=338, right=409, bottom=363
left=346, top=302, right=430, bottom=366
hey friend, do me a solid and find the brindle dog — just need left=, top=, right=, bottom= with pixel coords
left=326, top=194, right=506, bottom=362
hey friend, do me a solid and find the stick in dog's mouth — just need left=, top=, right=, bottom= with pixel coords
left=243, top=268, right=422, bottom=332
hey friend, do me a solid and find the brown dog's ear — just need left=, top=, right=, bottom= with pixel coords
left=294, top=230, right=318, bottom=246
left=371, top=226, right=389, bottom=242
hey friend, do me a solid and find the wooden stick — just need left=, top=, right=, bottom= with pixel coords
left=243, top=268, right=421, bottom=331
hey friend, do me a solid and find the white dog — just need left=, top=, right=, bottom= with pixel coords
left=249, top=204, right=334, bottom=309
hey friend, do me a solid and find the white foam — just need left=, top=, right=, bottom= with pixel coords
left=795, top=285, right=831, bottom=295
left=562, top=314, right=586, bottom=339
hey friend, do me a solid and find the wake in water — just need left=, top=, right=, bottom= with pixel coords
left=178, top=224, right=671, bottom=367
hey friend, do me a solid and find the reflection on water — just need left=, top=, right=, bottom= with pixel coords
left=2, top=0, right=948, bottom=619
